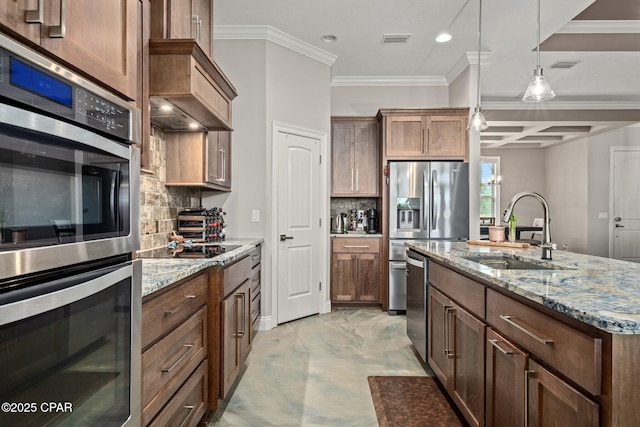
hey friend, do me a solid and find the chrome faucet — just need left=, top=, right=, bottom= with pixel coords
left=502, top=191, right=557, bottom=260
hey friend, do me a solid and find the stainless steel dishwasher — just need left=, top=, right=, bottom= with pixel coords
left=406, top=249, right=428, bottom=363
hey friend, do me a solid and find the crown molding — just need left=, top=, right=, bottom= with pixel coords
left=557, top=20, right=640, bottom=34
left=446, top=51, right=491, bottom=84
left=331, top=76, right=448, bottom=87
left=214, top=25, right=337, bottom=66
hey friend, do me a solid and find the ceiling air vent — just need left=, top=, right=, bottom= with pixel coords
left=550, top=61, right=580, bottom=69
left=382, top=33, right=412, bottom=43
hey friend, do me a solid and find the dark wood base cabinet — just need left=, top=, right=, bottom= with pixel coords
left=142, top=273, right=208, bottom=426
left=330, top=237, right=381, bottom=307
left=419, top=256, right=640, bottom=427
left=209, top=244, right=262, bottom=408
left=527, top=360, right=599, bottom=427
left=485, top=328, right=527, bottom=427
left=428, top=287, right=485, bottom=427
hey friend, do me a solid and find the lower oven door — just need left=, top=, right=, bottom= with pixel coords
left=0, top=259, right=141, bottom=427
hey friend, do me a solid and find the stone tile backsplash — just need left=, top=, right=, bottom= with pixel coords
left=139, top=126, right=201, bottom=250
left=330, top=197, right=378, bottom=217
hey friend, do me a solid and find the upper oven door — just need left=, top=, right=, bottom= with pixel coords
left=0, top=104, right=140, bottom=279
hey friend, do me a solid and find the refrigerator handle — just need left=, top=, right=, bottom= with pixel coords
left=431, top=170, right=437, bottom=230
left=423, top=168, right=429, bottom=234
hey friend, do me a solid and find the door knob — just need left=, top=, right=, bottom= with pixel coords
left=616, top=224, right=625, bottom=228
left=280, top=234, right=293, bottom=241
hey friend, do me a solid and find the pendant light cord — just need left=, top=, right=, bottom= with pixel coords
left=475, top=0, right=482, bottom=107
left=536, top=0, right=541, bottom=68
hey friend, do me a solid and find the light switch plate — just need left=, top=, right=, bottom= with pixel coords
left=598, top=212, right=608, bottom=220
left=251, top=210, right=260, bottom=222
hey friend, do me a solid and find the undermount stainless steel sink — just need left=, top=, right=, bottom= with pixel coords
left=461, top=255, right=565, bottom=270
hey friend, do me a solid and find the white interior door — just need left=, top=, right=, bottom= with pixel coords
left=611, top=148, right=640, bottom=262
left=277, top=131, right=321, bottom=324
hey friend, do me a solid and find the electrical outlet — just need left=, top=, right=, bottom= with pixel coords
left=251, top=210, right=260, bottom=223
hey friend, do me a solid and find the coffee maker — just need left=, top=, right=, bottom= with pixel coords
left=366, top=208, right=378, bottom=234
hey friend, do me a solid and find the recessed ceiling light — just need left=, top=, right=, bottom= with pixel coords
left=321, top=35, right=337, bottom=43
left=160, top=104, right=173, bottom=112
left=436, top=33, right=452, bottom=43
left=188, top=123, right=199, bottom=129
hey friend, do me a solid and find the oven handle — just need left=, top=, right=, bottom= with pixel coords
left=1, top=261, right=135, bottom=324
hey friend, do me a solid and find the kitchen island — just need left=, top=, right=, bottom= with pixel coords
left=407, top=240, right=640, bottom=427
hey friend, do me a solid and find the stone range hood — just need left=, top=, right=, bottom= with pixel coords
left=149, top=39, right=237, bottom=131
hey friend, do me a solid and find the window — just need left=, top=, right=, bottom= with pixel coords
left=480, top=156, right=500, bottom=221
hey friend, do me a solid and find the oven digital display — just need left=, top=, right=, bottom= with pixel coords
left=9, top=57, right=72, bottom=108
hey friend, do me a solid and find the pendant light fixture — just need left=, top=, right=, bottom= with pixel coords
left=523, top=0, right=555, bottom=102
left=468, top=0, right=487, bottom=131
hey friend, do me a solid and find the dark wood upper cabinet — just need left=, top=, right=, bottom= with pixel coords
left=331, top=118, right=379, bottom=197
left=378, top=109, right=468, bottom=160
left=0, top=0, right=138, bottom=101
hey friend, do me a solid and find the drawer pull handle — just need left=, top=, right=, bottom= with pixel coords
left=344, top=245, right=370, bottom=249
left=500, top=315, right=554, bottom=345
left=178, top=405, right=197, bottom=427
left=25, top=0, right=44, bottom=23
left=162, top=343, right=195, bottom=373
left=444, top=306, right=455, bottom=359
left=234, top=293, right=246, bottom=338
left=164, top=295, right=198, bottom=316
left=524, top=370, right=534, bottom=427
left=489, top=339, right=514, bottom=356
left=49, top=0, right=66, bottom=38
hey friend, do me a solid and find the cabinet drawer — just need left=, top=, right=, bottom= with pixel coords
left=251, top=290, right=261, bottom=324
left=251, top=261, right=261, bottom=281
left=332, top=238, right=380, bottom=253
left=429, top=262, right=485, bottom=318
left=223, top=256, right=251, bottom=297
left=250, top=277, right=261, bottom=297
left=487, top=289, right=602, bottom=396
left=249, top=245, right=262, bottom=268
left=142, top=272, right=208, bottom=350
left=142, top=307, right=207, bottom=424
left=148, top=360, right=208, bottom=427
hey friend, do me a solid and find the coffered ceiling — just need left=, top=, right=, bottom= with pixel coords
left=214, top=0, right=640, bottom=148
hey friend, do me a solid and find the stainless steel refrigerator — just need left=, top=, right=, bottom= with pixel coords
left=388, top=161, right=469, bottom=313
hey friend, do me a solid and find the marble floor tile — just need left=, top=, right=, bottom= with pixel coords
left=208, top=309, right=430, bottom=427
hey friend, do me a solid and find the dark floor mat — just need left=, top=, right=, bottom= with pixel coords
left=368, top=376, right=465, bottom=427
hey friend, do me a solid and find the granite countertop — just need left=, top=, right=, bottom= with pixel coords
left=139, top=238, right=263, bottom=297
left=407, top=241, right=640, bottom=335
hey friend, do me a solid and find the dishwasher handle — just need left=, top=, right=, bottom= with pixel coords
left=406, top=256, right=424, bottom=268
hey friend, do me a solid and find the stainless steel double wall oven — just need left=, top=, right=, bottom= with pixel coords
left=0, top=34, right=141, bottom=427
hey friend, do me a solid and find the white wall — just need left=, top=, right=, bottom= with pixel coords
left=330, top=86, right=449, bottom=116
left=204, top=39, right=332, bottom=329
left=545, top=140, right=589, bottom=253
left=450, top=66, right=473, bottom=108
left=203, top=39, right=267, bottom=239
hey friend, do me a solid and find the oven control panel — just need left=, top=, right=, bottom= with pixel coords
left=0, top=40, right=132, bottom=142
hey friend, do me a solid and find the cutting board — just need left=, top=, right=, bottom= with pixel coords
left=466, top=240, right=531, bottom=249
